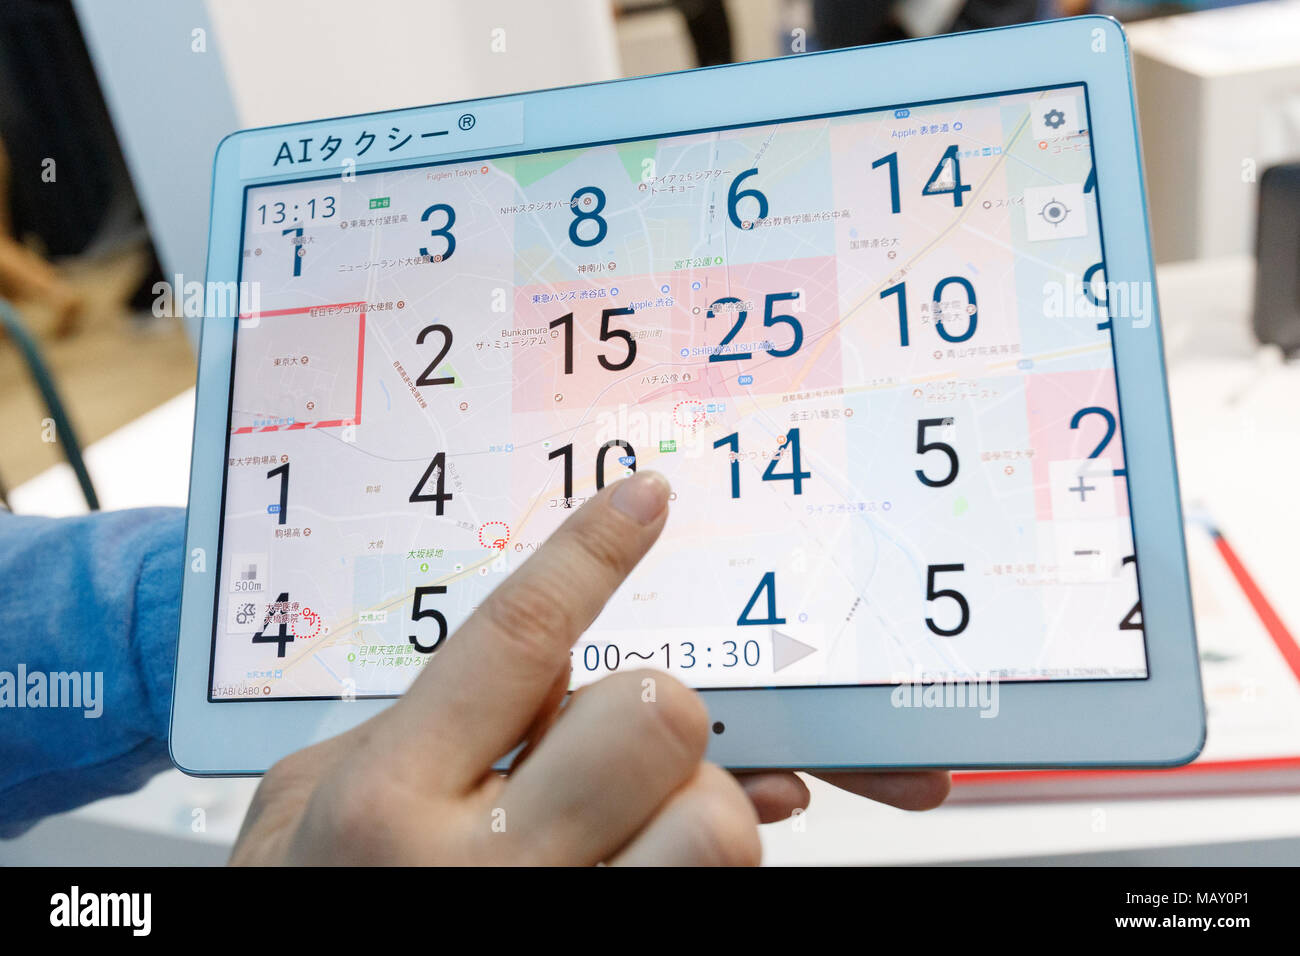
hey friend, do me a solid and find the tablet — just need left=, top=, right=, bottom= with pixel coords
left=171, top=15, right=1204, bottom=775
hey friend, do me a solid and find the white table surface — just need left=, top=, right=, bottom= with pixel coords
left=3, top=256, right=1298, bottom=866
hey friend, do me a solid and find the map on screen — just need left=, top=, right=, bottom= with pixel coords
left=210, top=83, right=1146, bottom=701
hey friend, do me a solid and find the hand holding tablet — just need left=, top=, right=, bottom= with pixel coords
left=231, top=472, right=945, bottom=864
left=172, top=17, right=1204, bottom=774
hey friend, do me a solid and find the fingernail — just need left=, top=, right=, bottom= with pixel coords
left=609, top=471, right=671, bottom=524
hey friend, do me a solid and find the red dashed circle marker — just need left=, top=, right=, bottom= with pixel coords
left=293, top=606, right=323, bottom=639
left=478, top=521, right=511, bottom=550
left=673, top=400, right=706, bottom=428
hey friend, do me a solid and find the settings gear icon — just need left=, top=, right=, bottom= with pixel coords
left=1043, top=108, right=1066, bottom=130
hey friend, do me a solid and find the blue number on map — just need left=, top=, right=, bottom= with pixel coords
left=708, top=298, right=751, bottom=362
left=282, top=227, right=303, bottom=277
left=762, top=292, right=803, bottom=357
left=763, top=428, right=811, bottom=495
left=709, top=292, right=803, bottom=363
left=872, top=151, right=901, bottom=214
left=932, top=276, right=978, bottom=343
left=410, top=451, right=452, bottom=514
left=418, top=203, right=456, bottom=261
left=880, top=282, right=909, bottom=346
left=713, top=432, right=741, bottom=498
left=738, top=571, right=785, bottom=627
left=881, top=277, right=977, bottom=345
left=713, top=428, right=810, bottom=497
left=1083, top=261, right=1109, bottom=331
left=266, top=462, right=289, bottom=524
left=569, top=186, right=608, bottom=247
left=921, top=145, right=970, bottom=207
left=727, top=168, right=769, bottom=229
left=1069, top=406, right=1125, bottom=477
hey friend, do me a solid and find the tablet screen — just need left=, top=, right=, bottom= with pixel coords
left=211, top=82, right=1146, bottom=701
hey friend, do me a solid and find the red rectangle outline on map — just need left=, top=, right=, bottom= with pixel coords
left=231, top=301, right=366, bottom=434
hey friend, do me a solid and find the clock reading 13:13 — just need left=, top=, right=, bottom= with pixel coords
left=256, top=195, right=336, bottom=226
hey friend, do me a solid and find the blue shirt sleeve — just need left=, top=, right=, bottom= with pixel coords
left=0, top=506, right=185, bottom=836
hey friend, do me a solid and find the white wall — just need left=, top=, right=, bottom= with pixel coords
left=75, top=0, right=622, bottom=341
left=206, top=0, right=621, bottom=128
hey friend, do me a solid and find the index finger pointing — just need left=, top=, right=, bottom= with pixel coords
left=383, top=470, right=672, bottom=791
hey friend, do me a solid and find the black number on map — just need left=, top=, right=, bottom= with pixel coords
left=252, top=591, right=294, bottom=657
left=409, top=585, right=449, bottom=653
left=598, top=308, right=637, bottom=370
left=410, top=452, right=452, bottom=514
left=414, top=324, right=454, bottom=386
left=548, top=443, right=574, bottom=505
left=1120, top=554, right=1143, bottom=631
left=596, top=439, right=636, bottom=489
left=551, top=307, right=637, bottom=374
left=548, top=440, right=638, bottom=506
left=915, top=419, right=958, bottom=487
left=925, top=565, right=969, bottom=637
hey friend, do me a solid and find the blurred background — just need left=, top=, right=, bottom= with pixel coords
left=0, top=0, right=1289, bottom=503
left=2, top=0, right=1299, bottom=864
